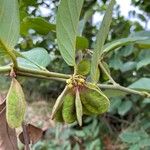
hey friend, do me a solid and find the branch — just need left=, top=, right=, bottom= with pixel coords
left=99, top=84, right=150, bottom=97
left=0, top=65, right=71, bottom=81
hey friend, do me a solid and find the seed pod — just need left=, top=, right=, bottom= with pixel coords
left=80, top=85, right=110, bottom=115
left=77, top=59, right=91, bottom=76
left=6, top=78, right=26, bottom=128
left=51, top=86, right=69, bottom=119
left=54, top=106, right=64, bottom=122
left=62, top=92, right=76, bottom=124
left=82, top=105, right=96, bottom=116
left=75, top=89, right=83, bottom=126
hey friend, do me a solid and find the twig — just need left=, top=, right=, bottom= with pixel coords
left=99, top=84, right=150, bottom=97
left=99, top=62, right=118, bottom=85
left=22, top=122, right=30, bottom=150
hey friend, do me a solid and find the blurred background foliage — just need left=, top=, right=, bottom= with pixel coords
left=0, top=0, right=150, bottom=149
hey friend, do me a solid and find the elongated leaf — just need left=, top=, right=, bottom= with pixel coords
left=120, top=131, right=141, bottom=144
left=102, top=37, right=147, bottom=55
left=0, top=0, right=20, bottom=48
left=137, top=57, right=150, bottom=70
left=56, top=0, right=84, bottom=66
left=21, top=17, right=56, bottom=36
left=128, top=78, right=150, bottom=91
left=20, top=17, right=89, bottom=50
left=90, top=0, right=115, bottom=83
left=75, top=89, right=82, bottom=126
left=16, top=48, right=50, bottom=70
left=118, top=100, right=132, bottom=116
left=6, top=78, right=26, bottom=128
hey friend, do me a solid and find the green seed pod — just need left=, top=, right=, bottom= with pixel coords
left=82, top=105, right=96, bottom=116
left=77, top=59, right=91, bottom=76
left=6, top=78, right=26, bottom=128
left=80, top=85, right=110, bottom=115
left=51, top=86, right=69, bottom=119
left=75, top=89, right=83, bottom=126
left=54, top=106, right=64, bottom=123
left=62, top=92, right=76, bottom=124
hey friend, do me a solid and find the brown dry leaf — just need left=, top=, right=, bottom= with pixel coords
left=0, top=95, right=18, bottom=150
left=19, top=124, right=43, bottom=144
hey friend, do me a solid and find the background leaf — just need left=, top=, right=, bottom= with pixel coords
left=56, top=0, right=84, bottom=66
left=20, top=17, right=56, bottom=36
left=0, top=0, right=20, bottom=48
left=128, top=78, right=150, bottom=91
left=90, top=0, right=115, bottom=83
left=16, top=47, right=50, bottom=70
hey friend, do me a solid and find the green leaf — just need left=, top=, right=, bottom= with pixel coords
left=109, top=97, right=122, bottom=113
left=119, top=131, right=141, bottom=144
left=118, top=100, right=132, bottom=116
left=128, top=78, right=150, bottom=91
left=20, top=17, right=89, bottom=50
left=0, top=0, right=20, bottom=48
left=138, top=139, right=150, bottom=147
left=129, top=144, right=140, bottom=150
left=102, top=37, right=147, bottom=55
left=121, top=61, right=136, bottom=73
left=16, top=47, right=50, bottom=70
left=77, top=59, right=91, bottom=76
left=20, top=17, right=56, bottom=36
left=137, top=58, right=150, bottom=70
left=135, top=39, right=150, bottom=49
left=75, top=89, right=82, bottom=126
left=90, top=0, right=115, bottom=83
left=56, top=0, right=84, bottom=66
left=6, top=78, right=26, bottom=128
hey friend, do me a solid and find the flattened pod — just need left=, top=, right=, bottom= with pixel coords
left=62, top=92, right=76, bottom=124
left=51, top=86, right=69, bottom=119
left=54, top=106, right=64, bottom=123
left=75, top=89, right=83, bottom=126
left=80, top=86, right=110, bottom=115
left=6, top=78, right=26, bottom=128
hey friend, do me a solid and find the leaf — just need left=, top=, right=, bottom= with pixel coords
left=121, top=61, right=136, bottom=73
left=56, top=0, right=84, bottom=66
left=16, top=47, right=50, bottom=70
left=138, top=138, right=150, bottom=147
left=20, top=17, right=56, bottom=36
left=90, top=0, right=115, bottom=83
left=0, top=97, right=18, bottom=150
left=129, top=144, right=140, bottom=150
left=119, top=131, right=141, bottom=144
left=20, top=17, right=89, bottom=50
left=118, top=100, right=132, bottom=116
left=75, top=89, right=82, bottom=126
left=19, top=124, right=43, bottom=144
left=77, top=59, right=91, bottom=76
left=0, top=0, right=20, bottom=48
left=137, top=57, right=150, bottom=70
left=102, top=37, right=147, bottom=55
left=6, top=78, right=26, bottom=128
left=128, top=78, right=150, bottom=91
left=109, top=97, right=122, bottom=113
left=134, top=39, right=150, bottom=49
